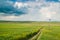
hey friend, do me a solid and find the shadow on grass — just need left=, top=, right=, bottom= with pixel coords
left=15, top=29, right=40, bottom=40
left=0, top=27, right=43, bottom=40
left=0, top=30, right=39, bottom=40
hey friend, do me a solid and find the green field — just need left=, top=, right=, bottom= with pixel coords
left=0, top=22, right=60, bottom=40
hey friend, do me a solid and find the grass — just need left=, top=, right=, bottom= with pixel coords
left=38, top=22, right=60, bottom=40
left=0, top=22, right=41, bottom=40
left=0, top=21, right=60, bottom=40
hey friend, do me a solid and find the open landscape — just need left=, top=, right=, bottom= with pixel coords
left=0, top=21, right=60, bottom=40
left=0, top=0, right=60, bottom=40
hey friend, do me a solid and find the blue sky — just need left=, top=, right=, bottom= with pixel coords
left=0, top=0, right=60, bottom=21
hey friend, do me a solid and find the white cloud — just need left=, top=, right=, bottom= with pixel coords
left=14, top=2, right=28, bottom=9
left=14, top=2, right=24, bottom=9
left=0, top=0, right=60, bottom=21
left=0, top=16, right=19, bottom=20
left=40, top=7, right=56, bottom=19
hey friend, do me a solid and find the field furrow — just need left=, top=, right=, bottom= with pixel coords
left=0, top=22, right=60, bottom=40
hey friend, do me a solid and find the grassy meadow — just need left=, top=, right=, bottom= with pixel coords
left=0, top=21, right=41, bottom=40
left=38, top=22, right=60, bottom=40
left=0, top=21, right=60, bottom=40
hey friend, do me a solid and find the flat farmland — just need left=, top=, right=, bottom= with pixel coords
left=0, top=22, right=60, bottom=40
left=0, top=22, right=41, bottom=40
left=38, top=22, right=60, bottom=40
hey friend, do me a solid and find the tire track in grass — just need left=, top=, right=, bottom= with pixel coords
left=29, top=27, right=44, bottom=40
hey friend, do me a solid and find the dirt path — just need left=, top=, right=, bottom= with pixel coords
left=29, top=27, right=44, bottom=40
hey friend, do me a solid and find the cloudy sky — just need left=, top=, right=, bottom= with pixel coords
left=0, top=0, right=60, bottom=21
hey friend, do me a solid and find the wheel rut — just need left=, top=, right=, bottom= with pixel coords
left=29, top=27, right=44, bottom=40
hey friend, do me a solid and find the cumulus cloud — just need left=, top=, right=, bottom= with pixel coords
left=0, top=0, right=60, bottom=21
left=0, top=0, right=27, bottom=16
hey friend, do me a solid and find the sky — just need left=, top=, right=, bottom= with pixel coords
left=0, top=0, right=60, bottom=21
